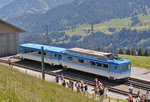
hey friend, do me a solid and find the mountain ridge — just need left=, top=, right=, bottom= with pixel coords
left=0, top=0, right=74, bottom=19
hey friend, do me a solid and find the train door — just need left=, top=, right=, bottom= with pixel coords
left=109, top=64, right=116, bottom=80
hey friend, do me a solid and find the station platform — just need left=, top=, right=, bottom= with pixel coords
left=131, top=67, right=150, bottom=82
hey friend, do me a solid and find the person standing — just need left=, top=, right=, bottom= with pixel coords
left=56, top=75, right=59, bottom=83
left=93, top=78, right=98, bottom=86
left=145, top=91, right=150, bottom=102
left=8, top=57, right=12, bottom=67
left=81, top=83, right=84, bottom=92
left=62, top=80, right=66, bottom=87
left=104, top=86, right=108, bottom=98
left=60, top=75, right=64, bottom=85
left=99, top=84, right=104, bottom=102
left=71, top=81, right=74, bottom=91
left=128, top=94, right=133, bottom=102
left=84, top=84, right=88, bottom=97
left=136, top=91, right=141, bottom=98
left=129, top=84, right=133, bottom=95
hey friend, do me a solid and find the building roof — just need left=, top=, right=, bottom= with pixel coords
left=20, top=43, right=66, bottom=53
left=67, top=48, right=111, bottom=57
left=0, top=19, right=25, bottom=33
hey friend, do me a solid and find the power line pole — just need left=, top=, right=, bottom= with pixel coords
left=41, top=46, right=45, bottom=80
left=91, top=23, right=94, bottom=50
left=46, top=24, right=49, bottom=45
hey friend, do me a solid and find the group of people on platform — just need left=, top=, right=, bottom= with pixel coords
left=56, top=75, right=108, bottom=102
left=128, top=84, right=150, bottom=102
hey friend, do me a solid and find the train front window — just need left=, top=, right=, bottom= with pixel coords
left=120, top=64, right=126, bottom=71
left=127, top=63, right=131, bottom=70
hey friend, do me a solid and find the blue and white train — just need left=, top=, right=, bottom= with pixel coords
left=19, top=43, right=131, bottom=80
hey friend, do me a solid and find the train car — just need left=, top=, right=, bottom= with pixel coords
left=19, top=43, right=131, bottom=80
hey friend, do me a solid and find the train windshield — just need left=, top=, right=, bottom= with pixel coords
left=120, top=63, right=131, bottom=71
left=127, top=63, right=131, bottom=70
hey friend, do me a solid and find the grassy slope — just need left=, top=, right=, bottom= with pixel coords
left=52, top=14, right=150, bottom=43
left=120, top=55, right=150, bottom=69
left=63, top=14, right=150, bottom=37
left=31, top=14, right=150, bottom=44
left=0, top=65, right=97, bottom=102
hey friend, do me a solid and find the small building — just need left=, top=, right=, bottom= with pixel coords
left=0, top=19, right=25, bottom=57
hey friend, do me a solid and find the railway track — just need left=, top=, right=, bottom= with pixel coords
left=1, top=59, right=149, bottom=97
left=127, top=78, right=150, bottom=91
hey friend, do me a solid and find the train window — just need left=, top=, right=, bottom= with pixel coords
left=127, top=64, right=131, bottom=70
left=96, top=62, right=102, bottom=68
left=23, top=49, right=27, bottom=53
left=84, top=60, right=90, bottom=65
left=90, top=61, right=96, bottom=66
left=43, top=52, right=46, bottom=56
left=79, top=59, right=84, bottom=63
left=68, top=56, right=72, bottom=61
left=38, top=51, right=41, bottom=55
left=120, top=64, right=126, bottom=71
left=28, top=50, right=38, bottom=55
left=54, top=54, right=57, bottom=59
left=103, top=64, right=108, bottom=69
left=73, top=57, right=78, bottom=62
left=23, top=49, right=30, bottom=53
left=109, top=65, right=113, bottom=71
left=58, top=54, right=62, bottom=59
left=46, top=52, right=50, bottom=57
left=115, top=65, right=118, bottom=72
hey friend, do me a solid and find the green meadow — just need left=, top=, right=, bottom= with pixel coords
left=0, top=64, right=97, bottom=102
left=120, top=55, right=150, bottom=69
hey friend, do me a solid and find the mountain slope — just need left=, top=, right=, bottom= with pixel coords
left=0, top=0, right=12, bottom=8
left=0, top=0, right=74, bottom=19
left=6, top=0, right=150, bottom=50
left=9, top=0, right=150, bottom=34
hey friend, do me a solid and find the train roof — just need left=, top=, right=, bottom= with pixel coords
left=67, top=48, right=111, bottom=57
left=20, top=43, right=66, bottom=53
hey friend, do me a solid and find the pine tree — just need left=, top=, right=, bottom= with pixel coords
left=126, top=48, right=131, bottom=55
left=107, top=49, right=111, bottom=53
left=144, top=49, right=149, bottom=56
left=131, top=48, right=136, bottom=55
left=119, top=48, right=124, bottom=54
left=138, top=48, right=143, bottom=56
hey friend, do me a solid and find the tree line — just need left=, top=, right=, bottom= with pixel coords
left=119, top=48, right=150, bottom=56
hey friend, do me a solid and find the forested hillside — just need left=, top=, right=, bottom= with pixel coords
left=2, top=0, right=150, bottom=51
left=9, top=0, right=150, bottom=33
left=0, top=0, right=12, bottom=8
left=0, top=0, right=74, bottom=19
left=22, top=29, right=150, bottom=51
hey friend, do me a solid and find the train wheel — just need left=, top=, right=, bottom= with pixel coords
left=109, top=77, right=115, bottom=81
left=63, top=66, right=67, bottom=70
left=21, top=57, right=24, bottom=61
